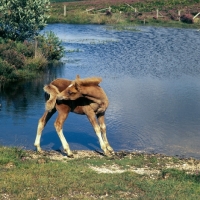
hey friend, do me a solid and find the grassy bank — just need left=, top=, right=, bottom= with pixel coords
left=49, top=0, right=200, bottom=28
left=1, top=146, right=200, bottom=199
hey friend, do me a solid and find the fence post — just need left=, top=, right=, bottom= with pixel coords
left=193, top=12, right=200, bottom=19
left=64, top=5, right=66, bottom=16
left=156, top=9, right=159, bottom=19
left=178, top=10, right=181, bottom=21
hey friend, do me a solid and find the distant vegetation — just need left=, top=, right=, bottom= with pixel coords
left=49, top=0, right=200, bottom=27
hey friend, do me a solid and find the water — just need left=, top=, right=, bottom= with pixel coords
left=1, top=24, right=200, bottom=158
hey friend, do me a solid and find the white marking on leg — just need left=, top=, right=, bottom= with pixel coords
left=34, top=122, right=44, bottom=151
left=57, top=129, right=72, bottom=156
left=100, top=123, right=114, bottom=153
left=34, top=134, right=41, bottom=147
left=94, top=125, right=107, bottom=153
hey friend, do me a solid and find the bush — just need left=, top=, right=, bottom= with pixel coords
left=15, top=41, right=34, bottom=57
left=0, top=32, right=64, bottom=83
left=37, top=31, right=65, bottom=60
left=0, top=59, right=17, bottom=81
left=180, top=14, right=194, bottom=24
left=1, top=49, right=26, bottom=69
left=0, top=43, right=8, bottom=55
left=25, top=52, right=48, bottom=71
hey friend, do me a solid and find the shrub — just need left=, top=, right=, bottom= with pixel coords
left=25, top=52, right=48, bottom=71
left=1, top=49, right=26, bottom=69
left=0, top=43, right=9, bottom=55
left=37, top=31, right=65, bottom=60
left=180, top=14, right=194, bottom=24
left=16, top=69, right=36, bottom=80
left=15, top=41, right=34, bottom=57
left=0, top=32, right=64, bottom=83
left=0, top=59, right=17, bottom=81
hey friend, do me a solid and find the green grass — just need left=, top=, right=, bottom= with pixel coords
left=1, top=147, right=200, bottom=199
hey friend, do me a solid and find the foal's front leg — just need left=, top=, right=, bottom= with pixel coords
left=97, top=113, right=114, bottom=155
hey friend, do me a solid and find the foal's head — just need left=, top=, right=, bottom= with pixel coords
left=57, top=75, right=102, bottom=100
left=57, top=82, right=82, bottom=100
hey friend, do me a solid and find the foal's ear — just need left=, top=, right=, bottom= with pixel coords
left=74, top=75, right=81, bottom=86
left=73, top=79, right=80, bottom=90
left=73, top=77, right=82, bottom=91
left=76, top=75, right=80, bottom=80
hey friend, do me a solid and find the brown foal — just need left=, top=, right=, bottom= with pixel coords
left=34, top=76, right=114, bottom=157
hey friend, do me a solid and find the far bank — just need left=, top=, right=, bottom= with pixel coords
left=49, top=0, right=200, bottom=29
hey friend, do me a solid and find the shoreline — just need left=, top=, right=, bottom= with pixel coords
left=6, top=146, right=198, bottom=162
left=10, top=148, right=200, bottom=172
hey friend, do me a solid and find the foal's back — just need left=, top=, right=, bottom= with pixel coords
left=51, top=78, right=72, bottom=92
left=47, top=78, right=100, bottom=115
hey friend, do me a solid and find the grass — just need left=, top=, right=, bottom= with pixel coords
left=48, top=0, right=200, bottom=28
left=1, top=146, right=200, bottom=199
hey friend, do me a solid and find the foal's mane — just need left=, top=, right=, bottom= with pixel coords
left=75, top=77, right=102, bottom=86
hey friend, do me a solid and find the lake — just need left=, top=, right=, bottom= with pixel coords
left=1, top=24, right=200, bottom=158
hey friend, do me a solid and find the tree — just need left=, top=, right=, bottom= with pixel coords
left=0, top=0, right=50, bottom=41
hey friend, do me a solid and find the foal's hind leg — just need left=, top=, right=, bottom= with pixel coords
left=54, top=105, right=73, bottom=157
left=34, top=108, right=56, bottom=152
left=85, top=110, right=110, bottom=156
left=97, top=113, right=114, bottom=155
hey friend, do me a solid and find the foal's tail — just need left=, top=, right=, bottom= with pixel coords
left=43, top=84, right=60, bottom=111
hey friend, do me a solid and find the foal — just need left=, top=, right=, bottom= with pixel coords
left=57, top=75, right=109, bottom=114
left=34, top=77, right=114, bottom=157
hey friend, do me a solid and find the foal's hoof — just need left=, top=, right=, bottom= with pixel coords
left=67, top=154, right=74, bottom=158
left=110, top=151, right=115, bottom=156
left=66, top=151, right=74, bottom=158
left=107, top=148, right=115, bottom=156
left=104, top=151, right=114, bottom=157
left=35, top=148, right=44, bottom=154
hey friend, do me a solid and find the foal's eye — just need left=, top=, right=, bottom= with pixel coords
left=68, top=90, right=75, bottom=95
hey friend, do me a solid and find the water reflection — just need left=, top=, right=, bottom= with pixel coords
left=1, top=24, right=200, bottom=158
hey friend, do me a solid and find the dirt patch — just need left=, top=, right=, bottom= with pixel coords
left=89, top=164, right=160, bottom=176
left=26, top=149, right=104, bottom=161
left=89, top=163, right=200, bottom=176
